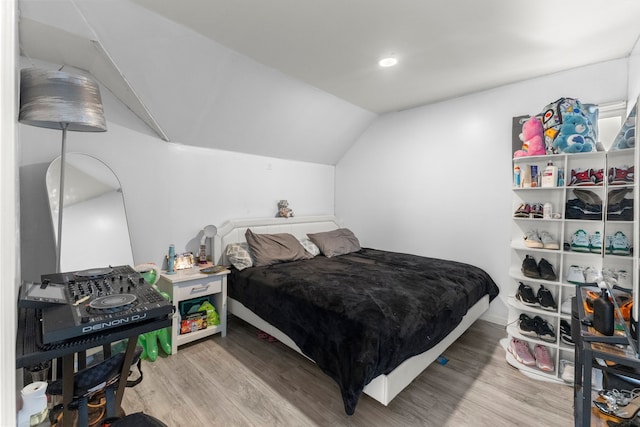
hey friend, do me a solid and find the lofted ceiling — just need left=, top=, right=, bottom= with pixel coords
left=132, top=0, right=640, bottom=113
left=17, top=0, right=640, bottom=164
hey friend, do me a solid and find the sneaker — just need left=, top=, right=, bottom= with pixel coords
left=611, top=231, right=631, bottom=256
left=516, top=283, right=538, bottom=306
left=537, top=285, right=557, bottom=311
left=514, top=203, right=531, bottom=218
left=560, top=320, right=574, bottom=345
left=533, top=316, right=556, bottom=342
left=538, top=258, right=557, bottom=281
left=518, top=313, right=538, bottom=337
left=534, top=344, right=554, bottom=371
left=571, top=229, right=590, bottom=252
left=605, top=235, right=614, bottom=254
left=566, top=265, right=585, bottom=284
left=531, top=203, right=544, bottom=219
left=626, top=165, right=634, bottom=184
left=570, top=168, right=594, bottom=186
left=589, top=231, right=603, bottom=254
left=617, top=270, right=632, bottom=289
left=590, top=168, right=605, bottom=185
left=522, top=255, right=541, bottom=278
left=524, top=230, right=543, bottom=248
left=539, top=231, right=559, bottom=250
left=508, top=338, right=536, bottom=366
left=560, top=360, right=574, bottom=383
left=561, top=298, right=573, bottom=315
left=584, top=267, right=601, bottom=284
left=609, top=166, right=629, bottom=185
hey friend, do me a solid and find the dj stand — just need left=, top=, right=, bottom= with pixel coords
left=16, top=307, right=171, bottom=427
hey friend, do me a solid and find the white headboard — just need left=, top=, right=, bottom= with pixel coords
left=213, top=215, right=342, bottom=265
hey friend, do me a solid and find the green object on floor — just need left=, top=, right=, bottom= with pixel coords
left=137, top=291, right=172, bottom=361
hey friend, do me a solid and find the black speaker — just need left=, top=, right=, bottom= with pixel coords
left=593, top=290, right=614, bottom=336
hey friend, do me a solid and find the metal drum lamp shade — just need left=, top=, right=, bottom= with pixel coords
left=19, top=68, right=107, bottom=272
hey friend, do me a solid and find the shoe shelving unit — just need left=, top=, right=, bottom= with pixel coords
left=507, top=145, right=637, bottom=383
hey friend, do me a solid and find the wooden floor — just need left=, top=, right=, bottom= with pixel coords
left=121, top=316, right=574, bottom=426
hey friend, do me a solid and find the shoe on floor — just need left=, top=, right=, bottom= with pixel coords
left=538, top=258, right=557, bottom=281
left=508, top=338, right=536, bottom=366
left=533, top=316, right=556, bottom=342
left=537, top=285, right=557, bottom=311
left=522, top=255, right=541, bottom=279
left=534, top=344, right=554, bottom=372
left=560, top=320, right=574, bottom=345
left=518, top=313, right=538, bottom=337
left=524, top=230, right=543, bottom=248
left=539, top=231, right=559, bottom=250
left=516, top=283, right=538, bottom=307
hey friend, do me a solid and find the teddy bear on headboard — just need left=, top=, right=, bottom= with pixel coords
left=276, top=200, right=294, bottom=218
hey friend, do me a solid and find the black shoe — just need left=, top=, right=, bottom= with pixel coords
left=560, top=320, right=574, bottom=345
left=518, top=313, right=537, bottom=337
left=516, top=282, right=537, bottom=306
left=537, top=285, right=557, bottom=311
left=533, top=316, right=556, bottom=342
left=538, top=258, right=557, bottom=281
left=522, top=255, right=541, bottom=279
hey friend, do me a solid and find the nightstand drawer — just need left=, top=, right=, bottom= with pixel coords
left=175, top=277, right=222, bottom=301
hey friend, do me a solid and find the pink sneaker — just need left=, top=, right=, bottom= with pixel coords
left=534, top=344, right=554, bottom=372
left=508, top=338, right=535, bottom=366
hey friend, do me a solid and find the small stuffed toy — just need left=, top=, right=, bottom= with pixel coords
left=552, top=115, right=595, bottom=153
left=276, top=199, right=294, bottom=218
left=514, top=116, right=546, bottom=157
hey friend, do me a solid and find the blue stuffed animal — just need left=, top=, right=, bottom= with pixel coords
left=552, top=114, right=595, bottom=153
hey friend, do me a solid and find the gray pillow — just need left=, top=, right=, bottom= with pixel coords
left=307, top=228, right=361, bottom=258
left=245, top=229, right=313, bottom=267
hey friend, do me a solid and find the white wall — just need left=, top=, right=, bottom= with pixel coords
left=19, top=61, right=335, bottom=282
left=336, top=59, right=629, bottom=324
left=628, top=35, right=640, bottom=108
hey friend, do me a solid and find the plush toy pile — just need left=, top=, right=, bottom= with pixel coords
left=513, top=97, right=599, bottom=157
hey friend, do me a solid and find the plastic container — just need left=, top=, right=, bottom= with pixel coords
left=542, top=162, right=558, bottom=187
left=514, top=165, right=521, bottom=187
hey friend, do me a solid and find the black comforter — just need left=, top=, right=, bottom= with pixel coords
left=228, top=248, right=499, bottom=414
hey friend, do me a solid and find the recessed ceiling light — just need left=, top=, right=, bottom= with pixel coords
left=378, top=57, right=398, bottom=68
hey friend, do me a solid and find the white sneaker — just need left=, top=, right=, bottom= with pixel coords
left=524, top=230, right=543, bottom=248
left=560, top=360, right=574, bottom=383
left=584, top=267, right=601, bottom=284
left=617, top=270, right=632, bottom=289
left=561, top=298, right=573, bottom=315
left=566, top=265, right=585, bottom=284
left=539, top=231, right=559, bottom=250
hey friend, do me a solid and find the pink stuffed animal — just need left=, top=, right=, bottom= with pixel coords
left=514, top=116, right=546, bottom=157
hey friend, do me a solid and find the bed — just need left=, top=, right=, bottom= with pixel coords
left=213, top=216, right=499, bottom=415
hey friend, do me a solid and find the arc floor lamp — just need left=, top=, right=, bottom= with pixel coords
left=19, top=68, right=107, bottom=273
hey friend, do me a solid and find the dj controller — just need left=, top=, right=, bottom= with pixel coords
left=20, top=265, right=173, bottom=344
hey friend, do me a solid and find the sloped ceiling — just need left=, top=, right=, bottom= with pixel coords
left=17, top=0, right=640, bottom=165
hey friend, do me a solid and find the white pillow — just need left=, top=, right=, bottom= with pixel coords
left=297, top=237, right=321, bottom=257
left=225, top=242, right=253, bottom=270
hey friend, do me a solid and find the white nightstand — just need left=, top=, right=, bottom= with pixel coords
left=157, top=266, right=228, bottom=354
